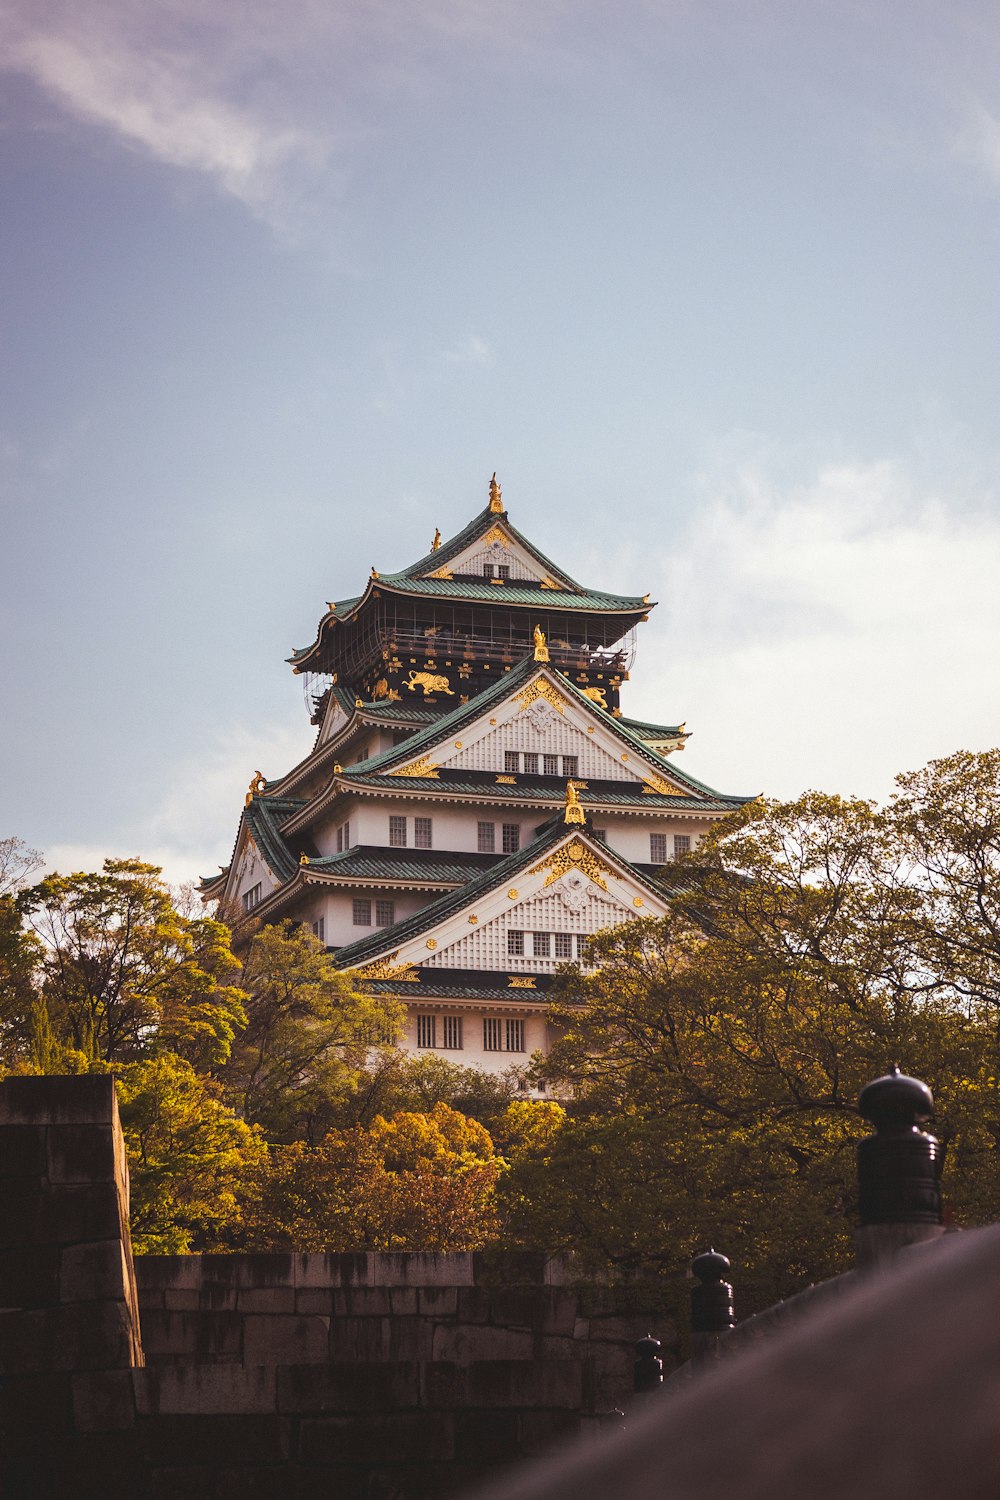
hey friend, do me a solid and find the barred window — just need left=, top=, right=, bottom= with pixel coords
left=375, top=900, right=395, bottom=928
left=414, top=817, right=433, bottom=849
left=502, top=823, right=520, bottom=854
left=242, top=883, right=262, bottom=914
left=576, top=933, right=588, bottom=958
left=389, top=816, right=407, bottom=847
left=650, top=833, right=667, bottom=864
left=336, top=826, right=343, bottom=853
left=353, top=899, right=372, bottom=926
left=562, top=755, right=578, bottom=778
left=483, top=564, right=510, bottom=580
left=543, top=754, right=559, bottom=776
left=674, top=834, right=691, bottom=858
left=442, top=1016, right=463, bottom=1050
left=311, top=917, right=325, bottom=943
left=532, top=931, right=551, bottom=958
left=508, top=930, right=524, bottom=956
left=505, top=751, right=520, bottom=773
left=593, top=828, right=608, bottom=845
left=343, top=821, right=350, bottom=849
left=554, top=932, right=574, bottom=959
left=478, top=821, right=496, bottom=853
left=522, top=752, right=539, bottom=774
left=506, top=1019, right=525, bottom=1053
left=483, top=1017, right=503, bottom=1052
left=416, top=1014, right=436, bottom=1049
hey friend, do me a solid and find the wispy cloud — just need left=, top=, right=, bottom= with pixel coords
left=622, top=453, right=1000, bottom=805
left=441, top=335, right=495, bottom=367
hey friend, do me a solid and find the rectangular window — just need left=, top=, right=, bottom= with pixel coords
left=343, top=821, right=350, bottom=849
left=593, top=828, right=608, bottom=845
left=416, top=1014, right=436, bottom=1049
left=484, top=564, right=510, bottom=580
left=389, top=815, right=407, bottom=847
left=576, top=933, right=588, bottom=959
left=522, top=752, right=539, bottom=774
left=506, top=1019, right=526, bottom=1053
left=311, top=917, right=325, bottom=943
left=442, top=1016, right=463, bottom=1050
left=352, top=898, right=372, bottom=926
left=336, top=826, right=343, bottom=853
left=650, top=833, right=667, bottom=864
left=543, top=754, right=559, bottom=776
left=532, top=932, right=551, bottom=958
left=562, top=756, right=579, bottom=778
left=477, top=821, right=496, bottom=853
left=507, top=930, right=524, bottom=956
left=483, top=1017, right=503, bottom=1052
left=504, top=751, right=520, bottom=774
left=502, top=823, right=520, bottom=854
left=554, top=932, right=574, bottom=960
left=673, top=834, right=691, bottom=858
left=375, top=900, right=395, bottom=928
left=414, top=817, right=433, bottom=849
left=242, top=883, right=262, bottom=914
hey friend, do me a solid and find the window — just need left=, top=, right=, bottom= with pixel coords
left=311, top=917, right=326, bottom=943
left=483, top=1017, right=503, bottom=1052
left=522, top=752, right=539, bottom=775
left=393, top=730, right=410, bottom=745
left=414, top=817, right=433, bottom=849
left=650, top=833, right=667, bottom=865
left=375, top=900, right=395, bottom=928
left=532, top=932, right=551, bottom=958
left=506, top=1019, right=525, bottom=1053
left=416, top=1014, right=436, bottom=1049
left=674, top=834, right=691, bottom=858
left=554, top=933, right=574, bottom=959
left=483, top=564, right=510, bottom=580
left=504, top=751, right=520, bottom=774
left=478, top=821, right=496, bottom=853
left=507, top=930, right=524, bottom=956
left=389, top=815, right=407, bottom=847
left=353, top=899, right=372, bottom=926
left=335, top=820, right=350, bottom=852
left=562, top=755, right=578, bottom=778
left=336, top=826, right=343, bottom=853
left=242, top=883, right=262, bottom=914
left=502, top=823, right=520, bottom=854
left=593, top=828, right=608, bottom=845
left=576, top=933, right=588, bottom=958
left=442, top=1016, right=463, bottom=1050
left=543, top=754, right=559, bottom=776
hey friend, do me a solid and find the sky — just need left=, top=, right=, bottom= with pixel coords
left=1, top=0, right=999, bottom=886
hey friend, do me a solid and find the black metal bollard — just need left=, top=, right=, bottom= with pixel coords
left=633, top=1333, right=664, bottom=1394
left=857, top=1066, right=942, bottom=1227
left=690, top=1249, right=735, bottom=1335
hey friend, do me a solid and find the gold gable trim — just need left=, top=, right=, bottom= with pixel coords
left=513, top=679, right=567, bottom=714
left=358, top=952, right=421, bottom=982
left=426, top=565, right=454, bottom=580
left=508, top=976, right=537, bottom=989
left=482, top=525, right=509, bottom=548
left=641, top=774, right=686, bottom=796
left=388, top=758, right=441, bottom=778
left=528, top=836, right=612, bottom=892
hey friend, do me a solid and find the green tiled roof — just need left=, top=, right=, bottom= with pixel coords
left=333, top=772, right=745, bottom=812
left=304, top=847, right=502, bottom=884
left=361, top=977, right=554, bottom=1002
left=374, top=575, right=648, bottom=611
left=618, top=714, right=687, bottom=739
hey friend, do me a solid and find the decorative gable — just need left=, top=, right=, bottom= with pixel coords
left=423, top=524, right=559, bottom=586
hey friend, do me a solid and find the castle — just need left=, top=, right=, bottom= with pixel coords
left=203, top=476, right=748, bottom=1071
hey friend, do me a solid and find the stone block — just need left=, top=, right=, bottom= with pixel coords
left=237, top=1286, right=296, bottom=1314
left=0, top=1244, right=61, bottom=1308
left=389, top=1286, right=419, bottom=1315
left=519, top=1407, right=581, bottom=1457
left=417, top=1285, right=458, bottom=1317
left=384, top=1317, right=435, bottom=1363
left=0, top=1075, right=116, bottom=1126
left=0, top=1124, right=49, bottom=1179
left=294, top=1288, right=335, bottom=1315
left=431, top=1324, right=535, bottom=1363
left=46, top=1125, right=117, bottom=1184
left=289, top=1464, right=368, bottom=1500
left=72, top=1368, right=137, bottom=1430
left=0, top=1371, right=73, bottom=1440
left=216, top=1469, right=296, bottom=1500
left=472, top=1249, right=550, bottom=1285
left=454, top=1408, right=522, bottom=1464
left=136, top=1364, right=277, bottom=1415
left=294, top=1251, right=372, bottom=1288
left=0, top=1301, right=135, bottom=1374
left=0, top=1180, right=125, bottom=1249
left=327, top=1315, right=391, bottom=1361
left=573, top=1317, right=591, bottom=1340
left=60, top=1239, right=130, bottom=1303
left=539, top=1289, right=581, bottom=1337
left=139, top=1413, right=289, bottom=1466
left=147, top=1467, right=216, bottom=1499
left=160, top=1290, right=200, bottom=1312
left=135, top=1255, right=204, bottom=1291
left=298, top=1411, right=453, bottom=1465
left=332, top=1286, right=393, bottom=1317
left=200, top=1252, right=295, bottom=1288
left=371, top=1252, right=475, bottom=1287
left=277, top=1361, right=420, bottom=1413
left=139, top=1309, right=243, bottom=1360
left=243, top=1314, right=329, bottom=1366
left=422, top=1360, right=583, bottom=1411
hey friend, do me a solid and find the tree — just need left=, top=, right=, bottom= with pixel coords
left=115, top=1054, right=266, bottom=1253
left=244, top=1101, right=501, bottom=1252
left=223, top=921, right=403, bottom=1142
left=18, top=859, right=247, bottom=1067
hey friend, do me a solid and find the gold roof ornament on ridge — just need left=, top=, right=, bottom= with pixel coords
left=564, top=780, right=586, bottom=825
left=489, top=472, right=504, bottom=513
left=245, top=770, right=266, bottom=806
left=431, top=528, right=442, bottom=551
left=533, top=624, right=549, bottom=662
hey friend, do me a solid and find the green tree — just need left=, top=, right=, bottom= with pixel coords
left=18, top=859, right=247, bottom=1067
left=223, top=922, right=403, bottom=1141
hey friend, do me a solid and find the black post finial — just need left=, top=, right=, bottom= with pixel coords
left=857, top=1067, right=942, bottom=1227
left=690, top=1248, right=735, bottom=1334
left=633, top=1333, right=663, bottom=1393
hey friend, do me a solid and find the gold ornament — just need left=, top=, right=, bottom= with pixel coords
left=564, top=780, right=586, bottom=826
left=358, top=951, right=421, bottom=982
left=388, top=758, right=440, bottom=778
left=426, top=565, right=454, bottom=580
left=533, top=624, right=549, bottom=662
left=528, top=836, right=612, bottom=892
left=431, top=527, right=442, bottom=551
left=514, top=679, right=567, bottom=715
left=489, top=472, right=504, bottom=513
left=508, top=976, right=537, bottom=989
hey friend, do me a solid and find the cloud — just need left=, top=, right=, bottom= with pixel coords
left=442, top=335, right=495, bottom=367
left=623, top=455, right=1000, bottom=806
